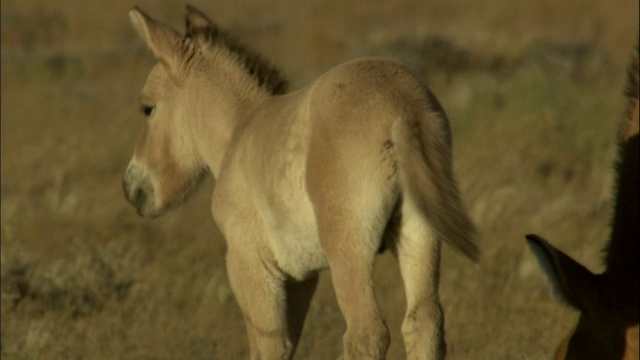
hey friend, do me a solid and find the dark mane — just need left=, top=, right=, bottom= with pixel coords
left=186, top=20, right=288, bottom=95
left=602, top=37, right=639, bottom=311
left=622, top=37, right=639, bottom=138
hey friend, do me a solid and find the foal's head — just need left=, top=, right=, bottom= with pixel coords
left=123, top=6, right=288, bottom=218
left=123, top=7, right=207, bottom=218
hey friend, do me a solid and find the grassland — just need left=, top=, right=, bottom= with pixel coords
left=1, top=0, right=638, bottom=358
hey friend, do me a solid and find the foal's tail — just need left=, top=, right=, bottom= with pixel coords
left=391, top=94, right=479, bottom=262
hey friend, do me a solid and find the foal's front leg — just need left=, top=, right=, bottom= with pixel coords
left=226, top=244, right=292, bottom=359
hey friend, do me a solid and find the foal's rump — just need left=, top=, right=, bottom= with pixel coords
left=304, top=57, right=478, bottom=260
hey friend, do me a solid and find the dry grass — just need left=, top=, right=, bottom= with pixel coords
left=1, top=0, right=638, bottom=359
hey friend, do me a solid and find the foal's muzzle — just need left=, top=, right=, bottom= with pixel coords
left=123, top=164, right=156, bottom=218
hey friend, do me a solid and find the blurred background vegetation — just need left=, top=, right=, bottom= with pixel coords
left=2, top=0, right=638, bottom=358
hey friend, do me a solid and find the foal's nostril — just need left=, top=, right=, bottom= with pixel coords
left=134, top=188, right=146, bottom=207
left=132, top=188, right=143, bottom=206
left=123, top=179, right=143, bottom=207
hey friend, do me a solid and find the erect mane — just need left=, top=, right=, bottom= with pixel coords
left=601, top=36, right=639, bottom=301
left=622, top=36, right=639, bottom=140
left=185, top=15, right=288, bottom=95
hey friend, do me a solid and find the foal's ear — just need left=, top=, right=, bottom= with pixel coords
left=129, top=6, right=183, bottom=68
left=185, top=4, right=216, bottom=40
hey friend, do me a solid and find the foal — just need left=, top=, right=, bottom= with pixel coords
left=526, top=38, right=639, bottom=359
left=123, top=5, right=478, bottom=359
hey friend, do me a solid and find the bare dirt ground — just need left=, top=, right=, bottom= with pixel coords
left=2, top=0, right=638, bottom=359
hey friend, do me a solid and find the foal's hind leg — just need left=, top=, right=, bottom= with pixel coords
left=394, top=202, right=445, bottom=359
left=306, top=126, right=395, bottom=359
left=320, top=221, right=390, bottom=359
left=310, top=203, right=391, bottom=359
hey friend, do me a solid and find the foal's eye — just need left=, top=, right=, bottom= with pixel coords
left=140, top=105, right=155, bottom=117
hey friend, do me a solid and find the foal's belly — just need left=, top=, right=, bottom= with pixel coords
left=270, top=227, right=328, bottom=281
left=259, top=189, right=329, bottom=281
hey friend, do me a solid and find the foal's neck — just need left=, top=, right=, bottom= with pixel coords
left=193, top=54, right=277, bottom=178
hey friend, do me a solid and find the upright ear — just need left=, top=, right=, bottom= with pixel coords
left=525, top=234, right=599, bottom=311
left=129, top=6, right=183, bottom=68
left=185, top=4, right=216, bottom=40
